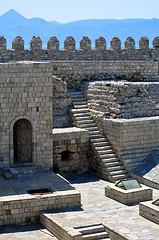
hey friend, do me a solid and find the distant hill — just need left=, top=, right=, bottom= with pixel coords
left=0, top=9, right=159, bottom=49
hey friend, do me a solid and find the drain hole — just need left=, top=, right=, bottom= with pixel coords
left=27, top=188, right=53, bottom=195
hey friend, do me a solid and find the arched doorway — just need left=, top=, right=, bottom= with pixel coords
left=13, top=119, right=32, bottom=164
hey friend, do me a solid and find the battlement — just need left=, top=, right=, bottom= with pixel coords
left=1, top=35, right=159, bottom=62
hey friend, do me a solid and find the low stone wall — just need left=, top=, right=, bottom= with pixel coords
left=53, top=127, right=89, bottom=174
left=102, top=117, right=159, bottom=171
left=0, top=190, right=81, bottom=226
left=105, top=182, right=152, bottom=205
left=139, top=201, right=159, bottom=225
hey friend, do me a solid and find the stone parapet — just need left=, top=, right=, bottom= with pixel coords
left=1, top=35, right=159, bottom=62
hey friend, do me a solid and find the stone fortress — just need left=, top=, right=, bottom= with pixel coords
left=1, top=35, right=159, bottom=239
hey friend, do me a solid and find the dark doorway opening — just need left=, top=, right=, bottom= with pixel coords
left=13, top=119, right=32, bottom=164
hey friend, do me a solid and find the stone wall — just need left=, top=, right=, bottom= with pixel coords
left=102, top=117, right=159, bottom=171
left=0, top=62, right=53, bottom=170
left=53, top=76, right=72, bottom=127
left=82, top=81, right=159, bottom=119
left=52, top=61, right=159, bottom=88
left=53, top=127, right=89, bottom=174
left=2, top=35, right=159, bottom=62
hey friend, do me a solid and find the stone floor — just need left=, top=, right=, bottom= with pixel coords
left=45, top=174, right=159, bottom=240
left=1, top=173, right=159, bottom=240
left=0, top=224, right=57, bottom=239
left=0, top=171, right=74, bottom=201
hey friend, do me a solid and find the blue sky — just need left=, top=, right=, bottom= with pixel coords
left=1, top=0, right=159, bottom=23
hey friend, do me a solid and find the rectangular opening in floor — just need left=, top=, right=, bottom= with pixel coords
left=27, top=188, right=53, bottom=195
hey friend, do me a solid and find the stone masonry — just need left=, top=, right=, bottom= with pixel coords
left=0, top=62, right=53, bottom=170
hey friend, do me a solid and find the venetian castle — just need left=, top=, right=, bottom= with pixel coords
left=0, top=35, right=159, bottom=239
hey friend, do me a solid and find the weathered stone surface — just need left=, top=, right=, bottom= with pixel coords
left=47, top=36, right=59, bottom=50
left=12, top=36, right=24, bottom=50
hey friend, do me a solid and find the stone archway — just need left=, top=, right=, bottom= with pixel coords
left=13, top=119, right=32, bottom=164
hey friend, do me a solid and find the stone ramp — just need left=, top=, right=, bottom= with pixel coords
left=132, top=150, right=159, bottom=189
left=69, top=89, right=130, bottom=182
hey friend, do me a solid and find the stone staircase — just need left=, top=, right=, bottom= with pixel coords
left=69, top=90, right=131, bottom=182
left=74, top=224, right=111, bottom=240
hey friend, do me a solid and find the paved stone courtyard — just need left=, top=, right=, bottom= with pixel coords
left=1, top=173, right=159, bottom=239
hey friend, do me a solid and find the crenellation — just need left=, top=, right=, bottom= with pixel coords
left=64, top=36, right=76, bottom=50
left=110, top=37, right=121, bottom=51
left=12, top=36, right=24, bottom=51
left=47, top=36, right=59, bottom=50
left=80, top=36, right=91, bottom=50
left=139, top=36, right=149, bottom=49
left=125, top=37, right=135, bottom=50
left=30, top=36, right=42, bottom=51
left=95, top=36, right=106, bottom=50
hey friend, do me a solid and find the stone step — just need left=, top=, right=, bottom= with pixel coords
left=71, top=108, right=90, bottom=114
left=112, top=173, right=131, bottom=181
left=76, top=116, right=92, bottom=121
left=90, top=137, right=107, bottom=143
left=85, top=126, right=99, bottom=131
left=89, top=131, right=102, bottom=135
left=74, top=104, right=88, bottom=109
left=68, top=91, right=83, bottom=95
left=100, top=153, right=116, bottom=159
left=74, top=112, right=91, bottom=117
left=82, top=231, right=109, bottom=240
left=72, top=97, right=86, bottom=101
left=76, top=224, right=105, bottom=235
left=73, top=101, right=88, bottom=105
left=71, top=95, right=86, bottom=99
left=110, top=169, right=128, bottom=176
left=78, top=119, right=95, bottom=124
left=103, top=161, right=123, bottom=167
left=95, top=145, right=112, bottom=151
left=97, top=149, right=114, bottom=155
left=80, top=123, right=97, bottom=128
left=93, top=142, right=110, bottom=147
left=107, top=165, right=125, bottom=172
left=89, top=134, right=105, bottom=139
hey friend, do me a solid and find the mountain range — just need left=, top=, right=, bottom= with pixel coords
left=0, top=9, right=159, bottom=49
